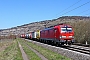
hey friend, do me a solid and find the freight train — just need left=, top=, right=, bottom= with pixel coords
left=20, top=23, right=74, bottom=45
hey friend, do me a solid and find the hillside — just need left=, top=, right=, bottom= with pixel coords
left=0, top=16, right=90, bottom=44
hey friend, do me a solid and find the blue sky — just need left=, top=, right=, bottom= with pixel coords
left=0, top=0, right=90, bottom=29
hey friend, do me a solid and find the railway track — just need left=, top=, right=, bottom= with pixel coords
left=73, top=43, right=90, bottom=47
left=25, top=38, right=90, bottom=55
left=63, top=45, right=90, bottom=55
left=25, top=39, right=90, bottom=60
left=34, top=39, right=90, bottom=55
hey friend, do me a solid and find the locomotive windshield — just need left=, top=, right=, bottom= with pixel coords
left=61, top=27, right=72, bottom=33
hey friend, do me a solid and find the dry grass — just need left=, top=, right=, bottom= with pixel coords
left=0, top=39, right=23, bottom=60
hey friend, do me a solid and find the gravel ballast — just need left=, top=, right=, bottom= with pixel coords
left=26, top=39, right=90, bottom=60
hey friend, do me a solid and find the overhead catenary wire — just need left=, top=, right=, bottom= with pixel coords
left=46, top=0, right=90, bottom=26
left=57, top=0, right=82, bottom=14
left=85, top=12, right=90, bottom=16
left=53, top=0, right=82, bottom=18
left=60, top=1, right=90, bottom=16
left=76, top=8, right=90, bottom=15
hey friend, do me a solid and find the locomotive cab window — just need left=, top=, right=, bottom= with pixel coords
left=67, top=28, right=72, bottom=32
left=61, top=27, right=72, bottom=33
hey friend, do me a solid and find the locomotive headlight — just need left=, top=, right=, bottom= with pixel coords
left=69, top=36, right=74, bottom=38
left=60, top=36, right=62, bottom=38
left=62, top=36, right=66, bottom=38
left=60, top=36, right=66, bottom=38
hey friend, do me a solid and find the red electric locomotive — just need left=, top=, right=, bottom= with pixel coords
left=40, top=23, right=74, bottom=45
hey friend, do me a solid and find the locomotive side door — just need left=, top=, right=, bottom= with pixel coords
left=54, top=28, right=57, bottom=40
